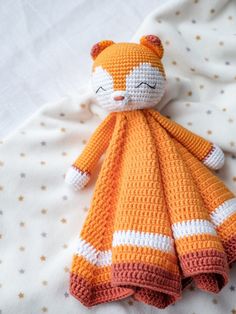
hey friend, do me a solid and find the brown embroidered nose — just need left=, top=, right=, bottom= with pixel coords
left=114, top=95, right=125, bottom=101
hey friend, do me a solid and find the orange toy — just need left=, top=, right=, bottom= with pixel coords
left=65, top=35, right=236, bottom=308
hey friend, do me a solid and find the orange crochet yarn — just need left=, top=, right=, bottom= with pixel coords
left=65, top=35, right=236, bottom=308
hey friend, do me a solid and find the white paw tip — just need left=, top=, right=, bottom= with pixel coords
left=65, top=166, right=90, bottom=191
left=203, top=144, right=225, bottom=170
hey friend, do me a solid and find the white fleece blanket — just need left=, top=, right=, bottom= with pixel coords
left=1, top=0, right=236, bottom=313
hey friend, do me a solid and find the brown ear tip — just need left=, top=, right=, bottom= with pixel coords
left=140, top=35, right=164, bottom=59
left=90, top=43, right=101, bottom=60
left=142, top=35, right=161, bottom=45
left=90, top=40, right=115, bottom=60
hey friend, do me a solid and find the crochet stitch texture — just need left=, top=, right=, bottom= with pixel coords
left=65, top=35, right=236, bottom=308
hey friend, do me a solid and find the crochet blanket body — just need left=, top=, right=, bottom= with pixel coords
left=65, top=36, right=236, bottom=309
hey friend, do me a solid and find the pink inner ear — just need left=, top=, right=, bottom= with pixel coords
left=140, top=35, right=164, bottom=59
left=91, top=43, right=101, bottom=59
left=90, top=40, right=115, bottom=60
left=145, top=35, right=161, bottom=46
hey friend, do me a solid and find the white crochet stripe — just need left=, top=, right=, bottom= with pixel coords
left=172, top=219, right=217, bottom=239
left=203, top=144, right=225, bottom=170
left=75, top=231, right=175, bottom=266
left=75, top=238, right=112, bottom=267
left=112, top=230, right=175, bottom=254
left=65, top=166, right=90, bottom=191
left=210, top=198, right=236, bottom=227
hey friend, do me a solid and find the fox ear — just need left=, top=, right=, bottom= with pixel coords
left=140, top=35, right=164, bottom=59
left=90, top=40, right=115, bottom=60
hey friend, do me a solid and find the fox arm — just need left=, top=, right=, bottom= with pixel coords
left=65, top=113, right=116, bottom=190
left=149, top=109, right=224, bottom=170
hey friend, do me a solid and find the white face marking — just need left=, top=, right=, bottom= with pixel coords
left=125, top=63, right=166, bottom=110
left=91, top=66, right=114, bottom=110
left=91, top=63, right=166, bottom=112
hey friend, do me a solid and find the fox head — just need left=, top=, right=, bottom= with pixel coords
left=90, top=35, right=166, bottom=112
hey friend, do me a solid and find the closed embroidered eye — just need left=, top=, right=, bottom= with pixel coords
left=135, top=82, right=157, bottom=89
left=95, top=86, right=106, bottom=93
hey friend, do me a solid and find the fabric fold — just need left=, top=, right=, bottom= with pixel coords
left=70, top=109, right=236, bottom=308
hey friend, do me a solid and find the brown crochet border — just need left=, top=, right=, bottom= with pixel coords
left=111, top=262, right=181, bottom=295
left=70, top=262, right=182, bottom=308
left=70, top=272, right=134, bottom=307
left=223, top=234, right=236, bottom=265
left=179, top=249, right=229, bottom=292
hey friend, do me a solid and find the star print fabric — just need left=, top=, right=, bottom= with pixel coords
left=1, top=0, right=236, bottom=313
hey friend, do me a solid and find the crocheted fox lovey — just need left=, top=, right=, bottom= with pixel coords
left=65, top=35, right=236, bottom=309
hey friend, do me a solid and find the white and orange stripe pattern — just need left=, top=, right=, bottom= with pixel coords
left=69, top=110, right=236, bottom=309
left=172, top=219, right=217, bottom=239
left=210, top=198, right=236, bottom=227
